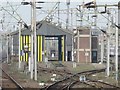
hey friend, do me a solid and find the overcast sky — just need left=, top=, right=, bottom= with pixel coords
left=0, top=0, right=119, bottom=32
left=0, top=0, right=119, bottom=2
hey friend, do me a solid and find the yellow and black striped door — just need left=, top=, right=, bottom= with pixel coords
left=20, top=35, right=31, bottom=62
left=37, top=35, right=43, bottom=62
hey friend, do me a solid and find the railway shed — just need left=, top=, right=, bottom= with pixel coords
left=9, top=20, right=73, bottom=62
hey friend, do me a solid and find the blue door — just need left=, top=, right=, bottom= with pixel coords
left=92, top=51, right=97, bottom=63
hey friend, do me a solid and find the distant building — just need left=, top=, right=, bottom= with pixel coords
left=74, top=27, right=90, bottom=63
left=73, top=26, right=98, bottom=63
left=9, top=20, right=73, bottom=62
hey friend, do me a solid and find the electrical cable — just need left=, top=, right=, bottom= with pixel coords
left=5, top=1, right=28, bottom=27
left=5, top=1, right=22, bottom=28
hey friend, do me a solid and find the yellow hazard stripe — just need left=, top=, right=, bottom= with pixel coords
left=40, top=36, right=42, bottom=61
left=62, top=36, right=64, bottom=62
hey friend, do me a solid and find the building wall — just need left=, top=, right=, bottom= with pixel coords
left=74, top=27, right=91, bottom=63
left=79, top=51, right=90, bottom=63
left=79, top=37, right=90, bottom=49
left=91, top=36, right=98, bottom=49
left=13, top=34, right=19, bottom=55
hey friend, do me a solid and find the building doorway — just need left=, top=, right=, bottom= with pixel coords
left=44, top=35, right=65, bottom=61
left=92, top=51, right=97, bottom=63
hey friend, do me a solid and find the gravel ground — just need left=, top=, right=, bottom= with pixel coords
left=1, top=60, right=118, bottom=88
left=88, top=72, right=119, bottom=86
left=38, top=61, right=106, bottom=73
left=2, top=62, right=41, bottom=89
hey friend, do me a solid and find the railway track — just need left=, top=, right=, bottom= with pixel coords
left=67, top=80, right=96, bottom=89
left=68, top=79, right=120, bottom=89
left=1, top=68, right=24, bottom=90
left=38, top=66, right=73, bottom=76
left=85, top=79, right=120, bottom=89
left=45, top=69, right=106, bottom=90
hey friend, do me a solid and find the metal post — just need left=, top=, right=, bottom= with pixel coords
left=58, top=1, right=60, bottom=25
left=77, top=30, right=79, bottom=62
left=71, top=9, right=74, bottom=62
left=19, top=22, right=22, bottom=69
left=31, top=32, right=34, bottom=79
left=66, top=0, right=70, bottom=29
left=115, top=27, right=118, bottom=81
left=72, top=35, right=74, bottom=62
left=81, top=0, right=84, bottom=26
left=107, top=35, right=110, bottom=76
left=71, top=9, right=73, bottom=30
left=101, top=33, right=104, bottom=63
left=7, top=35, right=9, bottom=63
left=1, top=35, right=3, bottom=62
left=33, top=0, right=37, bottom=81
left=28, top=54, right=31, bottom=72
left=11, top=36, right=13, bottom=55
left=94, top=0, right=97, bottom=27
left=107, top=12, right=110, bottom=77
left=79, top=5, right=82, bottom=26
left=31, top=1, right=34, bottom=80
left=90, top=28, right=92, bottom=63
left=65, top=36, right=68, bottom=61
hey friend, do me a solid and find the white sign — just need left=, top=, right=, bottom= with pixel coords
left=42, top=51, right=44, bottom=55
left=52, top=53, right=54, bottom=57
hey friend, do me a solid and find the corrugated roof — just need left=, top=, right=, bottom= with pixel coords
left=9, top=20, right=74, bottom=36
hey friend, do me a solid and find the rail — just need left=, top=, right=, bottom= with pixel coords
left=1, top=68, right=24, bottom=90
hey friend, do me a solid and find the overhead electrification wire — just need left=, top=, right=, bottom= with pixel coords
left=5, top=1, right=28, bottom=28
left=5, top=2, right=22, bottom=30
left=35, top=2, right=60, bottom=30
left=38, top=10, right=68, bottom=24
left=85, top=3, right=118, bottom=29
left=76, top=3, right=119, bottom=35
left=1, top=7, right=21, bottom=23
left=98, top=10, right=119, bottom=29
left=37, top=2, right=59, bottom=21
left=76, top=8, right=108, bottom=35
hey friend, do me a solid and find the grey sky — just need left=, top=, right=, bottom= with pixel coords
left=0, top=0, right=119, bottom=31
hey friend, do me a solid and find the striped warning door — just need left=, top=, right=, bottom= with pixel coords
left=20, top=35, right=30, bottom=62
left=37, top=35, right=42, bottom=62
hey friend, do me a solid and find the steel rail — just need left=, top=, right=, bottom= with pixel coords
left=87, top=79, right=120, bottom=89
left=45, top=68, right=106, bottom=90
left=1, top=68, right=24, bottom=90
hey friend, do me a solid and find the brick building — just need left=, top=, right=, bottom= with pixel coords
left=73, top=26, right=98, bottom=63
left=74, top=27, right=91, bottom=63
